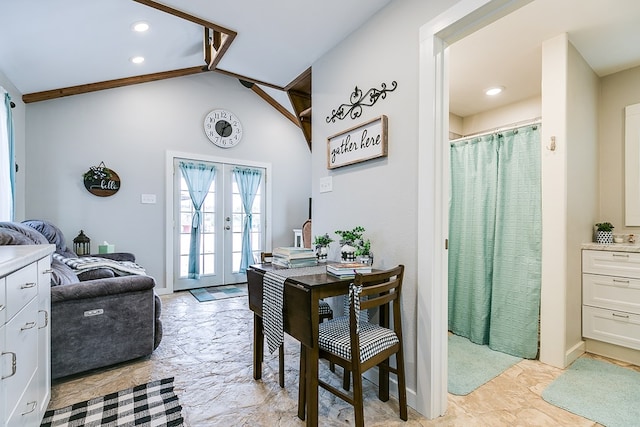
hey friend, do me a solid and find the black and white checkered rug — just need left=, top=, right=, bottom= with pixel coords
left=41, top=377, right=184, bottom=427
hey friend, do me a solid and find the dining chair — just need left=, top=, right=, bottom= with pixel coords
left=301, top=265, right=407, bottom=426
left=259, top=252, right=334, bottom=388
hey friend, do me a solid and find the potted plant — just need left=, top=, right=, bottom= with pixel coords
left=595, top=222, right=614, bottom=244
left=335, top=226, right=365, bottom=262
left=312, top=233, right=333, bottom=262
left=355, top=238, right=372, bottom=265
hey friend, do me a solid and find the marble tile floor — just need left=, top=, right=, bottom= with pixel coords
left=49, top=290, right=624, bottom=426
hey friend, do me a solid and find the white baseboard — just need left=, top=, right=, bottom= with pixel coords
left=564, top=340, right=585, bottom=367
left=363, top=368, right=417, bottom=410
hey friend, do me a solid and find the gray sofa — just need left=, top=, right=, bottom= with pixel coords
left=0, top=220, right=162, bottom=379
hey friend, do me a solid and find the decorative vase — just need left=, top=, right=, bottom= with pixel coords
left=316, top=245, right=329, bottom=262
left=341, top=243, right=356, bottom=262
left=595, top=230, right=613, bottom=244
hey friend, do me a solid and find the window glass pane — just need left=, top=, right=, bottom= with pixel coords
left=203, top=233, right=214, bottom=253
left=203, top=254, right=215, bottom=275
left=179, top=255, right=189, bottom=277
left=232, top=252, right=241, bottom=273
left=202, top=213, right=215, bottom=232
left=180, top=234, right=190, bottom=255
left=232, top=232, right=242, bottom=249
left=232, top=214, right=243, bottom=232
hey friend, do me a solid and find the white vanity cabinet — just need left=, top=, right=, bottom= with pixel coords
left=0, top=245, right=54, bottom=427
left=582, top=248, right=640, bottom=350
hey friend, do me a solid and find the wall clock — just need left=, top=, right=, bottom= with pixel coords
left=203, top=109, right=243, bottom=148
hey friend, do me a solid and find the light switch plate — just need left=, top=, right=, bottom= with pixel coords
left=141, top=194, right=156, bottom=204
left=319, top=176, right=333, bottom=193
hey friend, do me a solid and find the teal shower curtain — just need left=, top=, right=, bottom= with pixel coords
left=448, top=124, right=541, bottom=359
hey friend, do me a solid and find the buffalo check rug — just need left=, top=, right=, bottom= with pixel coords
left=40, top=377, right=184, bottom=427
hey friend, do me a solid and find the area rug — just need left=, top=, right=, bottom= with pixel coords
left=542, top=357, right=640, bottom=427
left=448, top=333, right=522, bottom=395
left=40, top=377, right=183, bottom=427
left=189, top=283, right=247, bottom=302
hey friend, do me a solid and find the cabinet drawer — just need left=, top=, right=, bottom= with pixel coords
left=0, top=277, right=5, bottom=326
left=583, top=273, right=640, bottom=314
left=6, top=369, right=39, bottom=427
left=6, top=263, right=38, bottom=319
left=3, top=298, right=38, bottom=418
left=583, top=305, right=640, bottom=350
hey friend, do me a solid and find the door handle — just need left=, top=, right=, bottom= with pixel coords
left=225, top=225, right=231, bottom=230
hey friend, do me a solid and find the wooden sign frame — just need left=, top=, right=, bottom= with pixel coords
left=326, top=115, right=388, bottom=169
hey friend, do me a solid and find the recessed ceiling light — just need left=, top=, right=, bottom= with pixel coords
left=485, top=86, right=504, bottom=96
left=130, top=56, right=145, bottom=64
left=132, top=21, right=149, bottom=32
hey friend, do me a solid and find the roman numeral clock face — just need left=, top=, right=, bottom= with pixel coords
left=204, top=109, right=243, bottom=148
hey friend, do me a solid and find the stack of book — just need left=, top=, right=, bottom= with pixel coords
left=326, top=262, right=372, bottom=279
left=272, top=247, right=318, bottom=268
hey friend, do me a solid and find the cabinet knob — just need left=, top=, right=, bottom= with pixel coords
left=21, top=401, right=37, bottom=416
left=1, top=352, right=17, bottom=379
left=21, top=321, right=36, bottom=331
left=38, top=310, right=49, bottom=328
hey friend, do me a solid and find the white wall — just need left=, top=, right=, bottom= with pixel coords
left=312, top=0, right=459, bottom=408
left=460, top=95, right=541, bottom=135
left=0, top=70, right=26, bottom=220
left=565, top=41, right=599, bottom=361
left=600, top=65, right=640, bottom=233
left=540, top=34, right=598, bottom=368
left=24, top=71, right=311, bottom=290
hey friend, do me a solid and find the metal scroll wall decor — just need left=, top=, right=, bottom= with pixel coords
left=326, top=81, right=398, bottom=123
left=83, top=161, right=121, bottom=197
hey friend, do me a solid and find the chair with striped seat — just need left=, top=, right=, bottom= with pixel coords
left=259, top=252, right=334, bottom=387
left=300, top=265, right=407, bottom=427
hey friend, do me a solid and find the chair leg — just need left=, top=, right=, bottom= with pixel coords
left=396, top=347, right=408, bottom=421
left=342, top=368, right=350, bottom=391
left=279, top=344, right=285, bottom=388
left=352, top=367, right=365, bottom=427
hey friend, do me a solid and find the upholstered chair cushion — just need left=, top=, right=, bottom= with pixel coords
left=318, top=319, right=399, bottom=363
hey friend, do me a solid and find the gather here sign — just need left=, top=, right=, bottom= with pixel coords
left=326, top=115, right=388, bottom=169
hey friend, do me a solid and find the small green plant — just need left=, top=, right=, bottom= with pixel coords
left=334, top=226, right=365, bottom=245
left=355, top=239, right=371, bottom=256
left=595, top=222, right=614, bottom=232
left=312, top=233, right=333, bottom=248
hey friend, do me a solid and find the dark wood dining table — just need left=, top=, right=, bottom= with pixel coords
left=247, top=263, right=391, bottom=427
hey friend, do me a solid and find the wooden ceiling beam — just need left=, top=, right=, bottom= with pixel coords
left=241, top=82, right=299, bottom=127
left=22, top=66, right=208, bottom=103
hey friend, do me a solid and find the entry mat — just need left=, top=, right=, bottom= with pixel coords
left=542, top=357, right=640, bottom=427
left=189, top=283, right=248, bottom=302
left=448, top=333, right=522, bottom=395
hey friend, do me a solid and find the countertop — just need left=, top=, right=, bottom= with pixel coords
left=582, top=242, right=640, bottom=253
left=0, top=244, right=55, bottom=276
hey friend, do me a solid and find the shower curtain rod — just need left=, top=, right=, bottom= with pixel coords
left=450, top=116, right=542, bottom=144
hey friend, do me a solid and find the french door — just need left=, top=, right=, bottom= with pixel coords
left=173, top=158, right=265, bottom=290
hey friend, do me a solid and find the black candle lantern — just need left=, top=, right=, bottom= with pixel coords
left=73, top=230, right=91, bottom=256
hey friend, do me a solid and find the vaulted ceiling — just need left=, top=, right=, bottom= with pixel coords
left=0, top=0, right=391, bottom=148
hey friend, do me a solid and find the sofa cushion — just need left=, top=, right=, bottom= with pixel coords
left=0, top=221, right=49, bottom=245
left=50, top=258, right=80, bottom=286
left=22, top=219, right=72, bottom=255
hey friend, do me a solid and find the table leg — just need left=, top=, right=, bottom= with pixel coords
left=306, top=344, right=319, bottom=427
left=253, top=313, right=264, bottom=380
left=298, top=344, right=306, bottom=420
